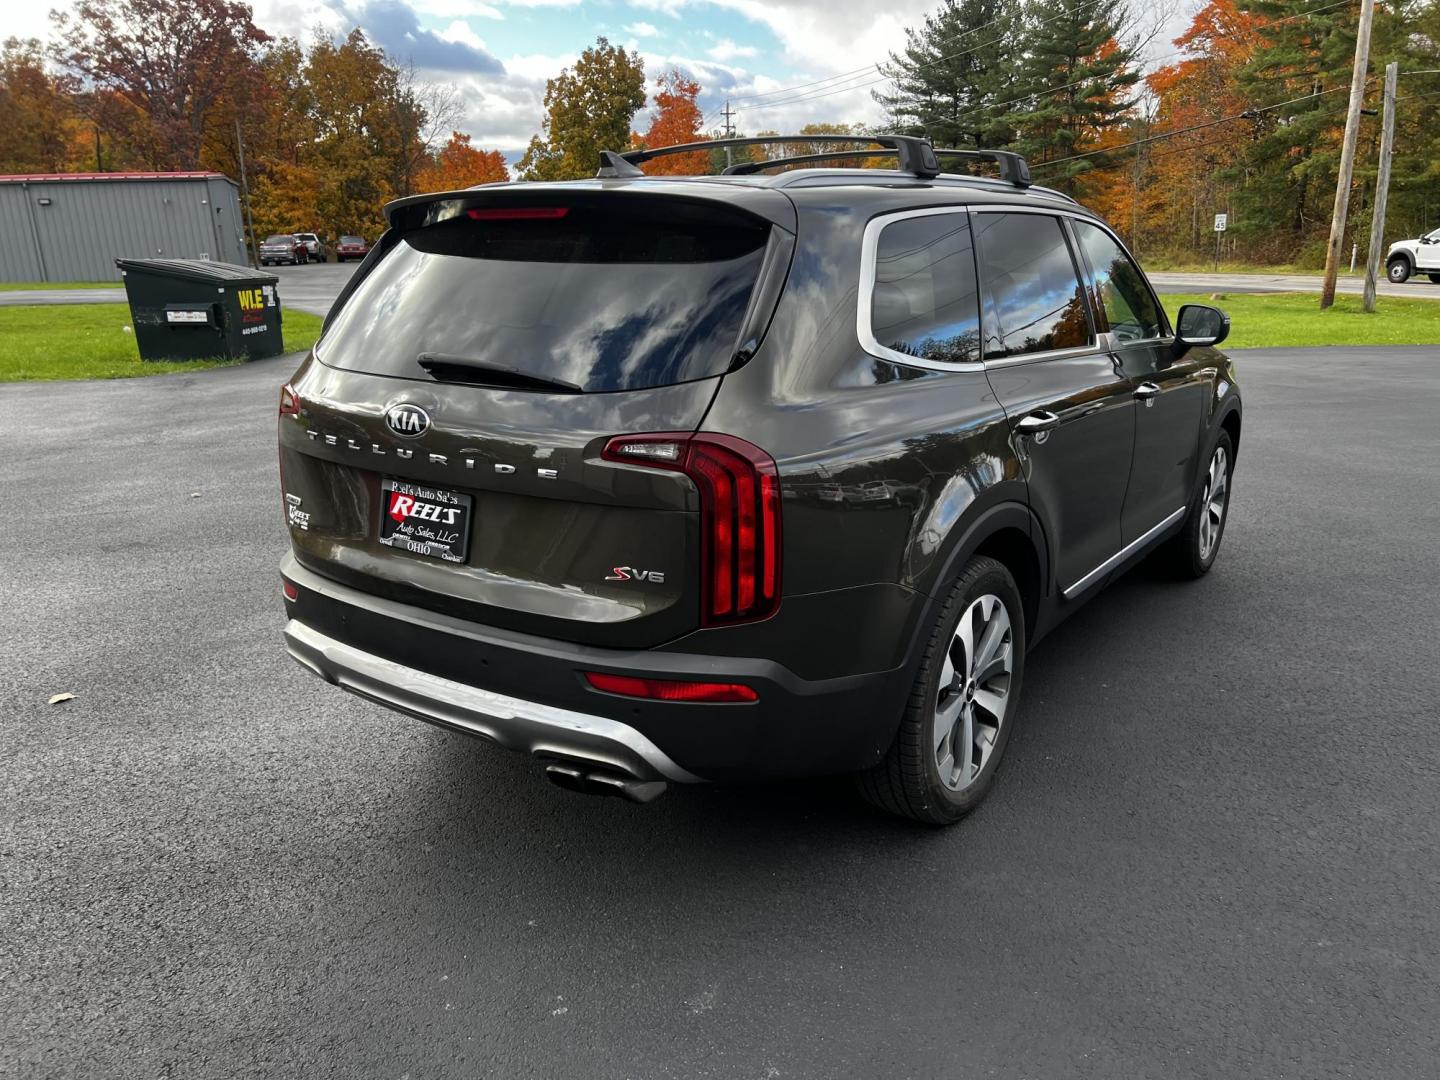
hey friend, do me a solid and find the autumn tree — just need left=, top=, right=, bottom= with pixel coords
left=50, top=0, right=271, bottom=170
left=637, top=68, right=707, bottom=174
left=0, top=38, right=82, bottom=172
left=416, top=131, right=509, bottom=191
left=519, top=38, right=646, bottom=180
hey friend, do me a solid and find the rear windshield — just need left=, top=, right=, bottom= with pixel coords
left=318, top=199, right=772, bottom=392
left=265, top=235, right=293, bottom=243
left=340, top=236, right=364, bottom=243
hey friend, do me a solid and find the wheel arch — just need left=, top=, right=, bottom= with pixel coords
left=911, top=501, right=1049, bottom=657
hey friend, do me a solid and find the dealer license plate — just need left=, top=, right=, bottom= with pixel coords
left=378, top=479, right=472, bottom=564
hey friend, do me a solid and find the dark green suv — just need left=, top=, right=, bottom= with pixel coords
left=277, top=135, right=1240, bottom=823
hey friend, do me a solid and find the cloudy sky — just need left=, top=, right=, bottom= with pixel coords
left=13, top=0, right=1196, bottom=160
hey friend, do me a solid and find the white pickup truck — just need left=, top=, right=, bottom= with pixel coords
left=1386, top=228, right=1440, bottom=283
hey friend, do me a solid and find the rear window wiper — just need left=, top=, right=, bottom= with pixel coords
left=416, top=352, right=583, bottom=393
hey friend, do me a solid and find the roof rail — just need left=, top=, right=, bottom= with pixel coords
left=724, top=148, right=899, bottom=175
left=931, top=149, right=1032, bottom=188
left=601, top=136, right=1037, bottom=191
left=610, top=134, right=944, bottom=180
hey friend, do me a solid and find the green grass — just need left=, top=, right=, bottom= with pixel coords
left=1139, top=254, right=1368, bottom=276
left=1158, top=291, right=1440, bottom=349
left=0, top=304, right=324, bottom=381
left=0, top=280, right=120, bottom=291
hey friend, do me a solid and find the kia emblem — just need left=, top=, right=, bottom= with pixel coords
left=384, top=403, right=430, bottom=439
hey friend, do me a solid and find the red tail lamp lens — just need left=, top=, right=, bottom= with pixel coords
left=602, top=433, right=781, bottom=626
left=281, top=578, right=299, bottom=602
left=466, top=206, right=570, bottom=221
left=279, top=384, right=301, bottom=417
left=585, top=671, right=758, bottom=703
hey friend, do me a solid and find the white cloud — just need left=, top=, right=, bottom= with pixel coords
left=439, top=19, right=489, bottom=49
left=707, top=38, right=757, bottom=61
left=415, top=0, right=504, bottom=17
left=625, top=21, right=661, bottom=37
left=628, top=0, right=687, bottom=19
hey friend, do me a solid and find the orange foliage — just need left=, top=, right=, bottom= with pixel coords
left=415, top=131, right=510, bottom=192
left=1082, top=0, right=1268, bottom=250
left=640, top=69, right=708, bottom=175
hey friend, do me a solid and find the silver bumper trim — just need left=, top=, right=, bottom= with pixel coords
left=283, top=619, right=704, bottom=784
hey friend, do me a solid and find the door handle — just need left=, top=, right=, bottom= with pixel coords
left=1016, top=411, right=1060, bottom=434
left=1134, top=381, right=1161, bottom=399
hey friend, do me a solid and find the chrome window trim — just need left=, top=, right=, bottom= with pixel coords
left=857, top=206, right=987, bottom=374
left=1062, top=506, right=1187, bottom=598
left=857, top=204, right=1163, bottom=374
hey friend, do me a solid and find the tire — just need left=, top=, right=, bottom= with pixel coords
left=858, top=555, right=1026, bottom=825
left=1387, top=257, right=1411, bottom=284
left=1163, top=430, right=1235, bottom=579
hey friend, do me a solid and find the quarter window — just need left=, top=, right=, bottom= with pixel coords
left=1073, top=221, right=1164, bottom=342
left=974, top=213, right=1092, bottom=359
left=869, top=212, right=981, bottom=365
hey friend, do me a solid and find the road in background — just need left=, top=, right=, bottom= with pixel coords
left=5, top=262, right=1440, bottom=314
left=0, top=263, right=355, bottom=316
left=1149, top=269, right=1440, bottom=298
left=3, top=348, right=1437, bottom=1078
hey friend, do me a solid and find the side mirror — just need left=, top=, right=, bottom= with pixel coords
left=1172, top=303, right=1230, bottom=357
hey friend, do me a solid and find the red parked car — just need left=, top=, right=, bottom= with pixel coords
left=336, top=235, right=370, bottom=263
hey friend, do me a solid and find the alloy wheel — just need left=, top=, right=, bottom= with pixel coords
left=1198, top=444, right=1229, bottom=561
left=933, top=594, right=1013, bottom=792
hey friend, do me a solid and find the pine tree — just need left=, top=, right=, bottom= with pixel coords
left=1230, top=0, right=1422, bottom=260
left=1012, top=0, right=1140, bottom=190
left=876, top=0, right=1023, bottom=150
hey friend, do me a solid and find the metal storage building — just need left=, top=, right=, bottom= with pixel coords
left=0, top=172, right=248, bottom=283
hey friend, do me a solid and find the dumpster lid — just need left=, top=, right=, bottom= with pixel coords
left=114, top=258, right=279, bottom=285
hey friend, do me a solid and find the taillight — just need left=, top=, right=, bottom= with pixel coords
left=466, top=206, right=570, bottom=221
left=279, top=383, right=301, bottom=417
left=584, top=671, right=758, bottom=703
left=281, top=578, right=299, bottom=602
left=602, top=432, right=781, bottom=625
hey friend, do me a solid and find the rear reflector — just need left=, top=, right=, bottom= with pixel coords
left=603, top=432, right=781, bottom=626
left=278, top=384, right=301, bottom=417
left=281, top=579, right=299, bottom=602
left=585, top=671, right=758, bottom=703
left=466, top=206, right=570, bottom=221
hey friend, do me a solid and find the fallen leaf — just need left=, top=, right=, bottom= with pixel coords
left=190, top=492, right=202, bottom=499
left=48, top=693, right=75, bottom=705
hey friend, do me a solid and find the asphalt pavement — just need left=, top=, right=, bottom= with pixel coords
left=3, top=347, right=1438, bottom=1078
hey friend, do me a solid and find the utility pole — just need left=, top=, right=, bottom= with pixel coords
left=234, top=118, right=259, bottom=269
left=1362, top=62, right=1398, bottom=313
left=721, top=100, right=736, bottom=170
left=1320, top=0, right=1375, bottom=309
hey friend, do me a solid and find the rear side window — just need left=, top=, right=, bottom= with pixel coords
left=318, top=199, right=772, bottom=393
left=1073, top=221, right=1164, bottom=341
left=974, top=213, right=1092, bottom=359
left=869, top=212, right=981, bottom=364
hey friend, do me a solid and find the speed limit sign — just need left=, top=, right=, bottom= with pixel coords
left=1214, top=213, right=1228, bottom=232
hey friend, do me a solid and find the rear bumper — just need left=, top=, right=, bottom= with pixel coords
left=284, top=619, right=701, bottom=785
left=280, top=555, right=908, bottom=781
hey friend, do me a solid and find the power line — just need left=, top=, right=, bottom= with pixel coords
left=717, top=0, right=1105, bottom=114
left=1031, top=82, right=1359, bottom=171
left=723, top=0, right=1355, bottom=122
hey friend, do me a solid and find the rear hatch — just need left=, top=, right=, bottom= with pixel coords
left=279, top=185, right=794, bottom=648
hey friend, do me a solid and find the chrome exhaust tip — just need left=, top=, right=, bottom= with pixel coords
left=543, top=763, right=667, bottom=804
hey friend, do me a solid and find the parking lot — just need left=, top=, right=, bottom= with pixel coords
left=3, top=346, right=1438, bottom=1078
